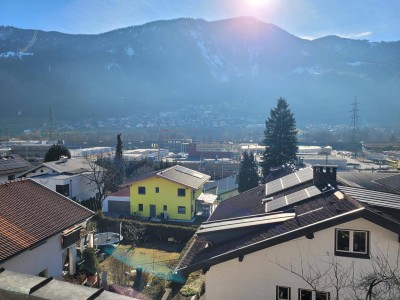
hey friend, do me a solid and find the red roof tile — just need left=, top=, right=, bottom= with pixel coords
left=110, top=186, right=130, bottom=197
left=0, top=179, right=94, bottom=263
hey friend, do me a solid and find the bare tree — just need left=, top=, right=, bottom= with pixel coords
left=271, top=244, right=400, bottom=300
left=84, top=156, right=121, bottom=209
left=123, top=222, right=147, bottom=247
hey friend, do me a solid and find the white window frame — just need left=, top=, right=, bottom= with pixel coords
left=276, top=285, right=291, bottom=300
left=336, top=229, right=368, bottom=254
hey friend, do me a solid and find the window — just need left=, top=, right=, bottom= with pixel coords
left=56, top=184, right=70, bottom=196
left=335, top=229, right=369, bottom=258
left=163, top=205, right=167, bottom=211
left=155, top=187, right=159, bottom=193
left=178, top=188, right=186, bottom=197
left=299, top=289, right=312, bottom=300
left=298, top=289, right=330, bottom=300
left=178, top=206, right=186, bottom=214
left=316, top=292, right=330, bottom=300
left=138, top=186, right=146, bottom=195
left=276, top=286, right=290, bottom=300
left=138, top=204, right=143, bottom=211
left=7, top=174, right=15, bottom=181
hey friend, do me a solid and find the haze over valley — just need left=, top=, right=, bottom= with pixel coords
left=1, top=17, right=399, bottom=133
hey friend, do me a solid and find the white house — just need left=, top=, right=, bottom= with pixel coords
left=176, top=166, right=400, bottom=300
left=0, top=179, right=94, bottom=278
left=19, top=157, right=101, bottom=201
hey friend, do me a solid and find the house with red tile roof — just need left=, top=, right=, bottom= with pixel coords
left=0, top=179, right=94, bottom=278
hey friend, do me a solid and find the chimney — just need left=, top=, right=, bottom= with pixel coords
left=313, top=165, right=337, bottom=187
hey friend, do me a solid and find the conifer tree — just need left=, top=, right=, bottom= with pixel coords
left=262, top=97, right=298, bottom=178
left=238, top=151, right=259, bottom=193
left=115, top=133, right=123, bottom=160
left=43, top=144, right=71, bottom=162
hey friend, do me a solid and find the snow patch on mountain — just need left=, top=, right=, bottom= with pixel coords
left=347, top=61, right=364, bottom=67
left=291, top=65, right=323, bottom=75
left=248, top=47, right=261, bottom=77
left=106, top=59, right=121, bottom=70
left=188, top=29, right=230, bottom=82
left=125, top=47, right=135, bottom=57
left=0, top=51, right=34, bottom=60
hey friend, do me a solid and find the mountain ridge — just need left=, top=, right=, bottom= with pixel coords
left=0, top=17, right=399, bottom=126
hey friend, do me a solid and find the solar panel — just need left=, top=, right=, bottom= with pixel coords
left=0, top=155, right=29, bottom=171
left=198, top=212, right=296, bottom=234
left=175, top=165, right=204, bottom=179
left=266, top=167, right=313, bottom=196
left=265, top=186, right=321, bottom=212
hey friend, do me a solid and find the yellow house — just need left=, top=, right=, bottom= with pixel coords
left=129, top=165, right=211, bottom=221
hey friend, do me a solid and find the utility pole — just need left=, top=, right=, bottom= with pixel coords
left=350, top=97, right=361, bottom=155
left=48, top=105, right=54, bottom=140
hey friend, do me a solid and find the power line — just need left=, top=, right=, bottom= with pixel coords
left=350, top=97, right=361, bottom=145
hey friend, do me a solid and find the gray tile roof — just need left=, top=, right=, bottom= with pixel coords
left=337, top=171, right=400, bottom=194
left=128, top=165, right=210, bottom=190
left=158, top=165, right=210, bottom=189
left=43, top=157, right=95, bottom=175
left=374, top=173, right=400, bottom=194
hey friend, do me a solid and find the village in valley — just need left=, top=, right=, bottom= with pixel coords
left=1, top=96, right=400, bottom=299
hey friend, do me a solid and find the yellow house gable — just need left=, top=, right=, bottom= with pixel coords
left=130, top=176, right=203, bottom=221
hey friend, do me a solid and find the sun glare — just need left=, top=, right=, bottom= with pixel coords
left=247, top=0, right=268, bottom=6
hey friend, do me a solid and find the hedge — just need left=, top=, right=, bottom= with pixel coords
left=94, top=216, right=197, bottom=244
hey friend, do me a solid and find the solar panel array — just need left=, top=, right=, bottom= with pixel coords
left=198, top=212, right=296, bottom=234
left=266, top=186, right=321, bottom=212
left=0, top=155, right=29, bottom=172
left=266, top=167, right=313, bottom=196
left=339, top=185, right=400, bottom=209
left=175, top=165, right=204, bottom=179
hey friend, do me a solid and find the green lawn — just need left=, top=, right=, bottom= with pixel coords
left=100, top=243, right=182, bottom=284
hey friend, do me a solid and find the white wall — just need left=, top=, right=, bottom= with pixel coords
left=23, top=166, right=53, bottom=177
left=32, top=174, right=98, bottom=201
left=1, top=235, right=63, bottom=279
left=205, top=218, right=400, bottom=300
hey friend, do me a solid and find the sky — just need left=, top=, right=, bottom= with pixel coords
left=0, top=0, right=399, bottom=42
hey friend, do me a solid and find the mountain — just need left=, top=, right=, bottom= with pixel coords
left=0, top=17, right=399, bottom=126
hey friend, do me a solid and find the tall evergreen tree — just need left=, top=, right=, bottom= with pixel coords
left=238, top=151, right=259, bottom=193
left=115, top=133, right=123, bottom=159
left=262, top=97, right=298, bottom=178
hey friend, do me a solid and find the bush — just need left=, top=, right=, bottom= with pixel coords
left=142, top=273, right=166, bottom=299
left=95, top=216, right=197, bottom=244
left=180, top=271, right=205, bottom=297
left=82, top=248, right=99, bottom=276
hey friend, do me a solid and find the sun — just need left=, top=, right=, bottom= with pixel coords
left=247, top=0, right=269, bottom=6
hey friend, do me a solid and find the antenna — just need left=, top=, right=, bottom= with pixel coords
left=350, top=97, right=361, bottom=152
